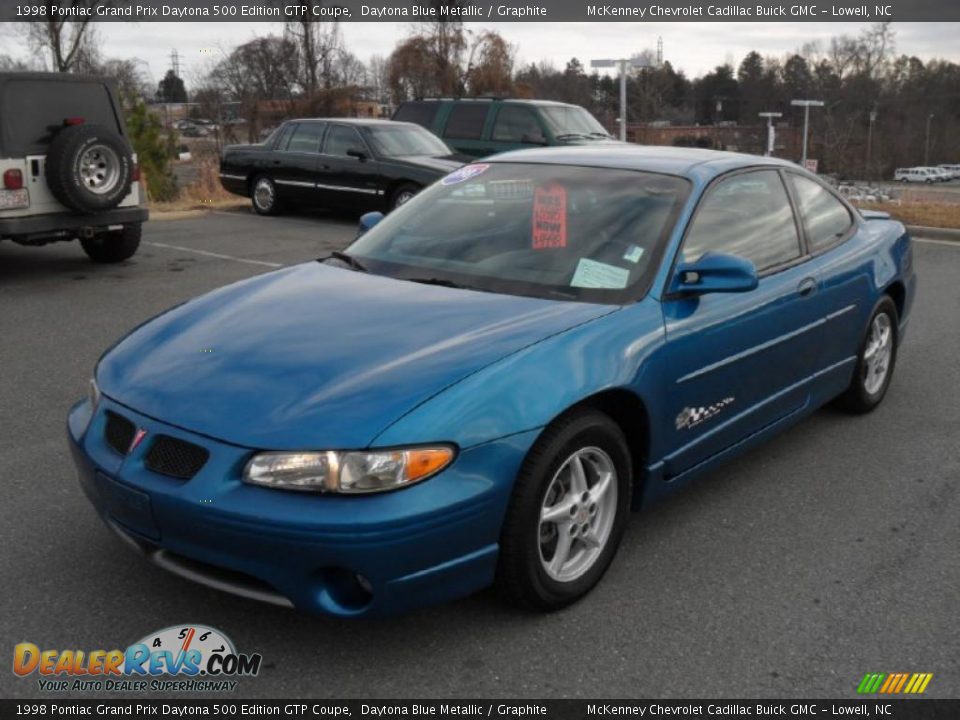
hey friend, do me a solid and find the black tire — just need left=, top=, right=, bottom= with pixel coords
left=389, top=183, right=420, bottom=211
left=835, top=296, right=899, bottom=414
left=496, top=409, right=632, bottom=611
left=80, top=223, right=142, bottom=263
left=45, top=124, right=134, bottom=214
left=251, top=176, right=281, bottom=215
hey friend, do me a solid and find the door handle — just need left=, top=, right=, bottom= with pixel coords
left=797, top=278, right=817, bottom=297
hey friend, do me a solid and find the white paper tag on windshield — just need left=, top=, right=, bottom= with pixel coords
left=623, top=244, right=644, bottom=264
left=571, top=258, right=630, bottom=289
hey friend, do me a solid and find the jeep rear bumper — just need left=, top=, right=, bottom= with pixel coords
left=0, top=207, right=148, bottom=243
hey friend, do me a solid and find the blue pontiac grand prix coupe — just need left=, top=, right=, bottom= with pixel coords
left=68, top=146, right=916, bottom=616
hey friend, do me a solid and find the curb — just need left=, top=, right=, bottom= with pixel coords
left=906, top=225, right=960, bottom=242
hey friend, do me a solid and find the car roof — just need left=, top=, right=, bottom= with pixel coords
left=485, top=144, right=798, bottom=181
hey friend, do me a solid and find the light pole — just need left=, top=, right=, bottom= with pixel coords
left=865, top=108, right=877, bottom=180
left=758, top=112, right=782, bottom=156
left=590, top=57, right=657, bottom=142
left=924, top=113, right=934, bottom=166
left=791, top=99, right=824, bottom=167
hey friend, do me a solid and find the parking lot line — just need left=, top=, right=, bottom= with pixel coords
left=144, top=241, right=283, bottom=268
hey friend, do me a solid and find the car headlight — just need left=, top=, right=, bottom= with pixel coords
left=243, top=446, right=455, bottom=494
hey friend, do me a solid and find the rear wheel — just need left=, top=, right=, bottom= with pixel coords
left=497, top=409, right=632, bottom=611
left=251, top=176, right=280, bottom=215
left=80, top=222, right=141, bottom=263
left=836, top=296, right=898, bottom=414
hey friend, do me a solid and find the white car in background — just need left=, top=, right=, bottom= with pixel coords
left=937, top=164, right=960, bottom=180
left=895, top=167, right=938, bottom=183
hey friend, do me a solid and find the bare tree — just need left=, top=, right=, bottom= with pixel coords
left=284, top=7, right=342, bottom=95
left=23, top=2, right=112, bottom=72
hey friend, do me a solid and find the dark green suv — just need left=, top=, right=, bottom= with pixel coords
left=393, top=98, right=616, bottom=159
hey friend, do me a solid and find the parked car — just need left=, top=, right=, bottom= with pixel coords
left=937, top=164, right=960, bottom=179
left=393, top=97, right=616, bottom=158
left=894, top=167, right=938, bottom=183
left=70, top=146, right=915, bottom=616
left=219, top=118, right=465, bottom=214
left=0, top=72, right=147, bottom=262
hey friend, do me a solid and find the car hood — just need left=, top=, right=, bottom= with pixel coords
left=97, top=263, right=614, bottom=450
left=387, top=155, right=464, bottom=174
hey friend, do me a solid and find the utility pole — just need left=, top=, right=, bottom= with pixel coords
left=591, top=56, right=659, bottom=142
left=758, top=112, right=782, bottom=157
left=924, top=113, right=934, bottom=166
left=791, top=99, right=824, bottom=167
left=865, top=108, right=877, bottom=180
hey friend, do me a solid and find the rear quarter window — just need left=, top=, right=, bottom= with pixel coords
left=0, top=79, right=121, bottom=156
left=393, top=102, right=439, bottom=130
left=788, top=174, right=854, bottom=252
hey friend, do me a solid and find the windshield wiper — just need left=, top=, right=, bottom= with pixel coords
left=323, top=251, right=368, bottom=273
left=588, top=132, right=613, bottom=138
left=406, top=277, right=472, bottom=290
left=555, top=133, right=589, bottom=140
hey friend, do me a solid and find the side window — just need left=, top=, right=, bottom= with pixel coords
left=492, top=106, right=545, bottom=144
left=324, top=125, right=365, bottom=156
left=285, top=123, right=324, bottom=153
left=788, top=174, right=854, bottom=252
left=683, top=170, right=801, bottom=272
left=443, top=104, right=488, bottom=140
left=394, top=102, right=439, bottom=129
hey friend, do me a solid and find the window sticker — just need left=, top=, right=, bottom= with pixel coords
left=570, top=258, right=630, bottom=289
left=532, top=183, right=568, bottom=249
left=623, top=244, right=645, bottom=264
left=441, top=163, right=490, bottom=186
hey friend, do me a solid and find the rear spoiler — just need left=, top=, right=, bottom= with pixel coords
left=860, top=209, right=891, bottom=221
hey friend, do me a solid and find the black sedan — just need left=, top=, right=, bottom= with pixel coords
left=219, top=119, right=465, bottom=215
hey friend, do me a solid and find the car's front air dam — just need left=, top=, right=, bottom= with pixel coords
left=68, top=397, right=540, bottom=617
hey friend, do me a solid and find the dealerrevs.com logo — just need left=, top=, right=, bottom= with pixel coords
left=13, top=624, right=262, bottom=693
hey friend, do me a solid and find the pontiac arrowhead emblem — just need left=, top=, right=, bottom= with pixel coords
left=128, top=428, right=148, bottom=453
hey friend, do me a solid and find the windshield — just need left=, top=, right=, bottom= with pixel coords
left=346, top=163, right=689, bottom=303
left=366, top=125, right=452, bottom=157
left=540, top=107, right=611, bottom=139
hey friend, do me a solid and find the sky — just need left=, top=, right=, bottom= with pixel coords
left=3, top=21, right=959, bottom=87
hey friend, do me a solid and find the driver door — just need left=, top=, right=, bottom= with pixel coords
left=659, top=169, right=823, bottom=477
left=318, top=124, right=381, bottom=209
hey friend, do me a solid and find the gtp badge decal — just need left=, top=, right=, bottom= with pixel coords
left=676, top=397, right=734, bottom=430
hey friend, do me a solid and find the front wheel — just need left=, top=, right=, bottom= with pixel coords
left=836, top=297, right=898, bottom=414
left=389, top=183, right=420, bottom=211
left=251, top=176, right=281, bottom=215
left=80, top=222, right=141, bottom=263
left=496, top=409, right=632, bottom=611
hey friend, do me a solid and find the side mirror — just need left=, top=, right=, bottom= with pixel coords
left=670, top=252, right=758, bottom=296
left=346, top=148, right=368, bottom=161
left=357, top=211, right=384, bottom=237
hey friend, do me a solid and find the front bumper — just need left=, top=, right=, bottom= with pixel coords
left=67, top=395, right=536, bottom=617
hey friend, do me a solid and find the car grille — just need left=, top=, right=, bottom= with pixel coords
left=144, top=435, right=209, bottom=480
left=104, top=411, right=136, bottom=455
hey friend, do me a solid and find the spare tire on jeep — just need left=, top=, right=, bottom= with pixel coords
left=45, top=124, right=134, bottom=213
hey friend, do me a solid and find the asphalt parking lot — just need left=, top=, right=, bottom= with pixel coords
left=1, top=209, right=958, bottom=699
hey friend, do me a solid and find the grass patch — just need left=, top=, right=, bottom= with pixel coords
left=856, top=201, right=960, bottom=230
left=151, top=153, right=247, bottom=214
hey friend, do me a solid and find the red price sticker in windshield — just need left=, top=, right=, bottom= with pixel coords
left=532, top=183, right=568, bottom=249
